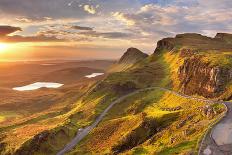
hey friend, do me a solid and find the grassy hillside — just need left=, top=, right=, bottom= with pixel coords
left=64, top=33, right=231, bottom=154
left=69, top=89, right=224, bottom=154
left=0, top=61, right=112, bottom=154
left=1, top=33, right=231, bottom=155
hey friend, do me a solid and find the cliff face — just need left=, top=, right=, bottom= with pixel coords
left=154, top=33, right=232, bottom=98
left=215, top=33, right=232, bottom=43
left=155, top=38, right=175, bottom=52
left=178, top=56, right=232, bottom=97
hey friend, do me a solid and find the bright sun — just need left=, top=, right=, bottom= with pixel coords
left=0, top=43, right=8, bottom=52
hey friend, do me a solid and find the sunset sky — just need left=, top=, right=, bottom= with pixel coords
left=0, top=0, right=232, bottom=61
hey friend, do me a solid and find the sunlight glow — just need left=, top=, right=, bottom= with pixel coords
left=0, top=43, right=8, bottom=52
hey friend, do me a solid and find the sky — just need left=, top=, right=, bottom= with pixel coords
left=0, top=0, right=232, bottom=61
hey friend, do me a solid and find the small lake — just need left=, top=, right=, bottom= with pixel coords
left=85, top=73, right=104, bottom=78
left=13, top=82, right=64, bottom=91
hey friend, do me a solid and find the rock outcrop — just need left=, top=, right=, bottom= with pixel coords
left=215, top=33, right=232, bottom=43
left=178, top=56, right=232, bottom=97
left=154, top=33, right=232, bottom=98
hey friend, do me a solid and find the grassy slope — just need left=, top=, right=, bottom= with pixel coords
left=16, top=45, right=224, bottom=155
left=2, top=34, right=231, bottom=154
left=0, top=61, right=114, bottom=154
left=66, top=51, right=225, bottom=154
left=0, top=82, right=96, bottom=154
left=69, top=88, right=224, bottom=155
left=7, top=52, right=170, bottom=154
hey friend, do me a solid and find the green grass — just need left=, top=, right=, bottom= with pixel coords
left=132, top=147, right=149, bottom=155
left=0, top=111, right=63, bottom=132
left=0, top=116, right=5, bottom=122
left=0, top=111, right=21, bottom=123
left=157, top=140, right=196, bottom=155
left=200, top=51, right=232, bottom=67
left=3, top=33, right=231, bottom=155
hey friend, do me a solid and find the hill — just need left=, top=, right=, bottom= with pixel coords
left=1, top=33, right=232, bottom=155
left=109, top=47, right=148, bottom=72
left=42, top=67, right=105, bottom=84
left=155, top=33, right=232, bottom=99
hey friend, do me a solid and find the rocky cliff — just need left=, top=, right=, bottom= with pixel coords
left=154, top=33, right=232, bottom=98
left=178, top=56, right=232, bottom=97
left=215, top=33, right=232, bottom=43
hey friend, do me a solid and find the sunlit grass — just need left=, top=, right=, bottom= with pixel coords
left=0, top=116, right=5, bottom=122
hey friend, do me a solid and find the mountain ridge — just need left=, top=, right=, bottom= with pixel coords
left=3, top=32, right=231, bottom=155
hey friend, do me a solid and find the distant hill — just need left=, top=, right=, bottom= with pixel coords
left=108, top=47, right=148, bottom=72
left=42, top=67, right=105, bottom=83
left=6, top=33, right=232, bottom=155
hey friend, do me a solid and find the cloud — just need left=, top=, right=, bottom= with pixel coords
left=14, top=16, right=53, bottom=23
left=111, top=1, right=232, bottom=41
left=113, top=4, right=180, bottom=27
left=0, top=25, right=22, bottom=36
left=112, top=12, right=135, bottom=26
left=71, top=25, right=93, bottom=31
left=78, top=30, right=133, bottom=39
left=1, top=0, right=232, bottom=59
left=36, top=24, right=132, bottom=40
left=1, top=35, right=65, bottom=43
left=0, top=25, right=65, bottom=43
left=83, top=5, right=96, bottom=14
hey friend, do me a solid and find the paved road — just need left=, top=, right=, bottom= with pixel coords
left=56, top=87, right=229, bottom=155
left=200, top=101, right=232, bottom=155
left=56, top=89, right=146, bottom=155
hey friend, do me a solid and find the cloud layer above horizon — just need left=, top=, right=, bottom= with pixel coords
left=0, top=0, right=232, bottom=60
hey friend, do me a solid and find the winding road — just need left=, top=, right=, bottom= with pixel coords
left=56, top=87, right=232, bottom=155
left=199, top=102, right=232, bottom=155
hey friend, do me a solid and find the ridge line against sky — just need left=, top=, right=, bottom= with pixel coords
left=0, top=0, right=232, bottom=61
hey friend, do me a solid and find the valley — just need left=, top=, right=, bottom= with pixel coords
left=1, top=33, right=232, bottom=155
left=0, top=60, right=114, bottom=154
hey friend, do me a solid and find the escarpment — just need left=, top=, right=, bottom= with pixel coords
left=178, top=56, right=232, bottom=97
left=215, top=33, right=232, bottom=43
left=155, top=38, right=175, bottom=52
left=154, top=33, right=232, bottom=98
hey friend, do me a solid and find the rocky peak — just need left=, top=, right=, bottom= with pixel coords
left=118, top=47, right=148, bottom=64
left=155, top=38, right=174, bottom=52
left=108, top=48, right=148, bottom=72
left=154, top=33, right=232, bottom=53
left=154, top=33, right=210, bottom=53
left=215, top=33, right=232, bottom=39
left=215, top=33, right=232, bottom=43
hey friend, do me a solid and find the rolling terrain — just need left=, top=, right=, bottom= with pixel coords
left=0, top=60, right=114, bottom=154
left=1, top=33, right=232, bottom=155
